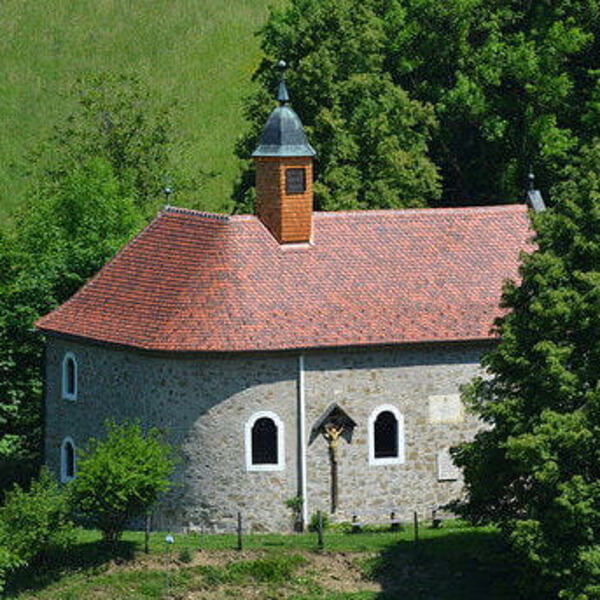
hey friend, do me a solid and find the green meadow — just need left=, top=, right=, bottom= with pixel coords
left=0, top=0, right=282, bottom=220
left=6, top=522, right=521, bottom=599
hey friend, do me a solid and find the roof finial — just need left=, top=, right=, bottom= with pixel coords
left=276, top=59, right=290, bottom=105
left=526, top=164, right=546, bottom=212
left=528, top=166, right=535, bottom=192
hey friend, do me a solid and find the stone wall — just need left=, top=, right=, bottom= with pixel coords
left=45, top=337, right=490, bottom=532
left=303, top=346, right=486, bottom=523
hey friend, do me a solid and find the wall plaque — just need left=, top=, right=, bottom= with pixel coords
left=286, top=168, right=306, bottom=194
left=428, top=394, right=463, bottom=423
left=437, top=448, right=460, bottom=481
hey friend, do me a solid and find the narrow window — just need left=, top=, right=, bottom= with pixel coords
left=60, top=437, right=76, bottom=482
left=368, top=405, right=405, bottom=466
left=61, top=352, right=78, bottom=400
left=66, top=359, right=75, bottom=396
left=374, top=411, right=398, bottom=458
left=285, top=168, right=306, bottom=194
left=245, top=411, right=285, bottom=471
left=252, top=417, right=277, bottom=464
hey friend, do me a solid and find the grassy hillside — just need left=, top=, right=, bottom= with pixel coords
left=0, top=0, right=282, bottom=220
left=8, top=523, right=519, bottom=599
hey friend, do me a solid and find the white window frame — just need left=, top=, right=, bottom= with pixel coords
left=245, top=411, right=285, bottom=472
left=61, top=352, right=78, bottom=401
left=368, top=404, right=405, bottom=466
left=60, top=436, right=76, bottom=483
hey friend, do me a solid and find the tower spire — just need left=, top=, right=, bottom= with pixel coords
left=276, top=59, right=289, bottom=105
left=526, top=165, right=546, bottom=212
left=252, top=60, right=316, bottom=244
left=528, top=166, right=535, bottom=192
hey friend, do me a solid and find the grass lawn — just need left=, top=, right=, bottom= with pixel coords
left=0, top=0, right=284, bottom=221
left=6, top=521, right=522, bottom=599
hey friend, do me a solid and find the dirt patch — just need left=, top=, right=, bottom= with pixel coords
left=113, top=549, right=383, bottom=597
left=301, top=551, right=380, bottom=593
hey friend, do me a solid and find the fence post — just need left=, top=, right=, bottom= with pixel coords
left=317, top=510, right=324, bottom=550
left=144, top=512, right=151, bottom=554
left=413, top=511, right=419, bottom=544
left=237, top=511, right=243, bottom=551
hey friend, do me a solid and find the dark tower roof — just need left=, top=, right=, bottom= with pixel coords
left=252, top=61, right=316, bottom=158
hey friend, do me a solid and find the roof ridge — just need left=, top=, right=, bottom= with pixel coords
left=162, top=205, right=230, bottom=221
left=314, top=203, right=527, bottom=219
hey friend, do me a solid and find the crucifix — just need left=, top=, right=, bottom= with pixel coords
left=309, top=403, right=357, bottom=515
left=323, top=422, right=344, bottom=513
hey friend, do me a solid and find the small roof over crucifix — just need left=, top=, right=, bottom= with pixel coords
left=309, top=403, right=357, bottom=445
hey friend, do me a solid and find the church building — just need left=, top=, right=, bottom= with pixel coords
left=36, top=66, right=533, bottom=532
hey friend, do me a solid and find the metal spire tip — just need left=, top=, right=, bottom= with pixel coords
left=276, top=59, right=290, bottom=105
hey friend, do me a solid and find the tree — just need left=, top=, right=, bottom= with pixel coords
left=233, top=0, right=441, bottom=213
left=0, top=72, right=184, bottom=480
left=237, top=0, right=600, bottom=208
left=453, top=141, right=600, bottom=598
left=69, top=422, right=174, bottom=545
left=0, top=158, right=141, bottom=471
left=26, top=71, right=187, bottom=214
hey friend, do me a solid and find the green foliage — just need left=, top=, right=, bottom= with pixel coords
left=0, top=0, right=281, bottom=219
left=285, top=496, right=304, bottom=515
left=6, top=523, right=515, bottom=599
left=234, top=0, right=440, bottom=212
left=308, top=511, right=330, bottom=532
left=0, top=72, right=179, bottom=480
left=0, top=157, right=142, bottom=468
left=238, top=0, right=600, bottom=208
left=226, top=554, right=307, bottom=584
left=178, top=546, right=193, bottom=564
left=0, top=467, right=74, bottom=592
left=453, top=141, right=600, bottom=597
left=69, top=421, right=175, bottom=545
left=24, top=71, right=190, bottom=215
left=0, top=545, right=23, bottom=595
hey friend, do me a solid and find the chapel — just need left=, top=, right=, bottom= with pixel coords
left=36, top=64, right=534, bottom=532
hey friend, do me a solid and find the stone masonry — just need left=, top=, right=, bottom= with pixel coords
left=45, top=336, right=490, bottom=532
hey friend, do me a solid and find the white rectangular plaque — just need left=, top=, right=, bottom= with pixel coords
left=428, top=394, right=463, bottom=423
left=437, top=448, right=460, bottom=481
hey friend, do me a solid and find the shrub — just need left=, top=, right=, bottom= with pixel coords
left=284, top=496, right=304, bottom=531
left=0, top=467, right=74, bottom=564
left=0, top=467, right=74, bottom=591
left=308, top=511, right=330, bottom=532
left=0, top=546, right=24, bottom=594
left=69, top=421, right=174, bottom=546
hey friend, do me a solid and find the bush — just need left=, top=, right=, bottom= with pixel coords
left=308, top=511, right=330, bottom=532
left=0, top=546, right=24, bottom=594
left=0, top=467, right=74, bottom=591
left=69, top=421, right=174, bottom=545
left=284, top=496, right=304, bottom=531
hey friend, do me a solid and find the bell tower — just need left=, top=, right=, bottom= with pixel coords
left=252, top=61, right=316, bottom=244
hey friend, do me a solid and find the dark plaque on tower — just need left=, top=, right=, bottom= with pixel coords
left=286, top=168, right=306, bottom=194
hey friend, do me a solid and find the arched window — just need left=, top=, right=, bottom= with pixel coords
left=60, top=437, right=76, bottom=482
left=245, top=411, right=285, bottom=471
left=374, top=411, right=398, bottom=458
left=368, top=405, right=405, bottom=466
left=61, top=352, right=78, bottom=400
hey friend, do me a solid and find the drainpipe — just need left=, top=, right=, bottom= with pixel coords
left=298, top=353, right=308, bottom=527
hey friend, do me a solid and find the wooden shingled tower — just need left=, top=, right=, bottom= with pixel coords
left=252, top=61, right=316, bottom=244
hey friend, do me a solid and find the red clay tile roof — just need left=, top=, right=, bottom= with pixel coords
left=35, top=204, right=532, bottom=352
